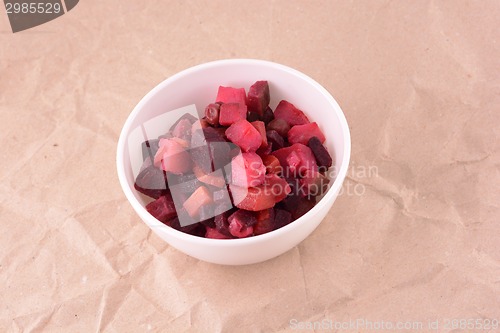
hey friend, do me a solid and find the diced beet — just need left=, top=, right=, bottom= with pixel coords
left=287, top=122, right=326, bottom=145
left=229, top=174, right=291, bottom=211
left=264, top=173, right=291, bottom=203
left=169, top=113, right=197, bottom=132
left=273, top=209, right=292, bottom=229
left=225, top=119, right=262, bottom=152
left=146, top=194, right=177, bottom=223
left=134, top=164, right=169, bottom=199
left=227, top=209, right=257, bottom=237
left=267, top=119, right=290, bottom=137
left=262, top=155, right=282, bottom=174
left=266, top=130, right=285, bottom=151
left=141, top=139, right=159, bottom=161
left=216, top=86, right=246, bottom=105
left=308, top=136, right=333, bottom=169
left=154, top=138, right=192, bottom=174
left=274, top=100, right=310, bottom=126
left=193, top=165, right=226, bottom=188
left=172, top=118, right=192, bottom=141
left=246, top=81, right=270, bottom=117
left=262, top=106, right=275, bottom=125
left=166, top=172, right=198, bottom=191
left=168, top=216, right=206, bottom=237
left=228, top=209, right=257, bottom=227
left=219, top=103, right=247, bottom=126
left=298, top=169, right=330, bottom=196
left=189, top=145, right=212, bottom=174
left=255, top=141, right=272, bottom=158
left=250, top=121, right=268, bottom=148
left=183, top=186, right=213, bottom=218
left=206, top=227, right=231, bottom=239
left=280, top=194, right=316, bottom=220
left=246, top=111, right=260, bottom=122
left=254, top=208, right=275, bottom=235
left=204, top=103, right=221, bottom=127
left=228, top=219, right=254, bottom=238
left=231, top=152, right=266, bottom=188
left=229, top=184, right=276, bottom=211
left=272, top=143, right=318, bottom=177
left=214, top=211, right=233, bottom=237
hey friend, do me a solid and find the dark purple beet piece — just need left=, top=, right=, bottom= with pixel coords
left=273, top=209, right=292, bottom=229
left=141, top=139, right=159, bottom=161
left=246, top=111, right=260, bottom=122
left=166, top=172, right=200, bottom=195
left=146, top=194, right=177, bottom=223
left=228, top=209, right=258, bottom=227
left=205, top=103, right=221, bottom=127
left=308, top=136, right=333, bottom=169
left=280, top=194, right=316, bottom=220
left=267, top=119, right=290, bottom=137
left=168, top=217, right=206, bottom=237
left=214, top=211, right=233, bottom=237
left=266, top=130, right=285, bottom=151
left=262, top=106, right=274, bottom=125
left=134, top=165, right=169, bottom=199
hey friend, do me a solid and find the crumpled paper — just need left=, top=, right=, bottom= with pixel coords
left=1, top=0, right=499, bottom=332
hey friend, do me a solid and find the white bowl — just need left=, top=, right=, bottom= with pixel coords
left=116, top=59, right=351, bottom=265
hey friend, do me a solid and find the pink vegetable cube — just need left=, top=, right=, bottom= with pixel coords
left=171, top=118, right=192, bottom=141
left=216, top=86, right=247, bottom=105
left=298, top=169, right=330, bottom=196
left=287, top=122, right=326, bottom=145
left=229, top=174, right=291, bottom=211
left=154, top=138, right=192, bottom=174
left=219, top=103, right=247, bottom=126
left=193, top=165, right=226, bottom=188
left=145, top=194, right=177, bottom=223
left=272, top=143, right=318, bottom=176
left=247, top=81, right=270, bottom=116
left=251, top=120, right=268, bottom=148
left=225, top=119, right=262, bottom=152
left=274, top=100, right=310, bottom=126
left=228, top=210, right=257, bottom=238
left=231, top=152, right=266, bottom=188
left=183, top=186, right=213, bottom=218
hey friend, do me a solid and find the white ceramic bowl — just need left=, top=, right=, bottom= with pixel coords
left=116, top=59, right=350, bottom=265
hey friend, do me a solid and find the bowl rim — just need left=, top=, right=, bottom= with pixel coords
left=116, top=58, right=351, bottom=246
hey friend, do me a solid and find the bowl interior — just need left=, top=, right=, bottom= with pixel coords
left=118, top=59, right=350, bottom=238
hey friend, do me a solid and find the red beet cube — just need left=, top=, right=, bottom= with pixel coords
left=216, top=86, right=247, bottom=105
left=274, top=100, right=310, bottom=126
left=287, top=122, right=326, bottom=145
left=205, top=227, right=231, bottom=239
left=154, top=138, right=192, bottom=174
left=250, top=120, right=268, bottom=148
left=261, top=155, right=281, bottom=175
left=262, top=106, right=275, bottom=125
left=298, top=169, right=330, bottom=196
left=183, top=186, right=213, bottom=218
left=266, top=130, right=285, bottom=151
left=264, top=173, right=291, bottom=203
left=225, top=119, right=262, bottom=152
left=272, top=143, right=318, bottom=176
left=247, top=81, right=270, bottom=117
left=231, top=152, right=266, bottom=188
left=146, top=194, right=177, bottom=223
left=219, top=103, right=247, bottom=126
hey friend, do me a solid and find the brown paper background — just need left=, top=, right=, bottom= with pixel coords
left=1, top=1, right=499, bottom=332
